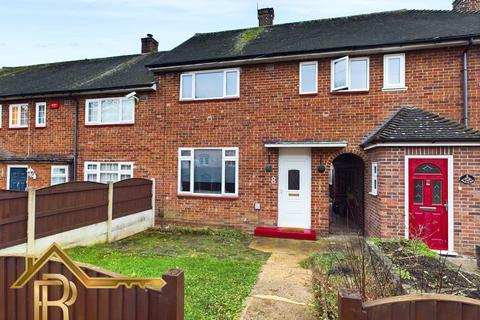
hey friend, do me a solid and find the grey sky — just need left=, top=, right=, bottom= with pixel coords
left=0, top=0, right=452, bottom=67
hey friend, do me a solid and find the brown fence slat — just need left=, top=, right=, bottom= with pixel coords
left=113, top=178, right=152, bottom=219
left=0, top=192, right=27, bottom=250
left=0, top=256, right=184, bottom=320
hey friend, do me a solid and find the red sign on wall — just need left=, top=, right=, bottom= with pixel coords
left=50, top=102, right=60, bottom=109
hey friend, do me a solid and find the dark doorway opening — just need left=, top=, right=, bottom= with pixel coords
left=329, top=154, right=364, bottom=234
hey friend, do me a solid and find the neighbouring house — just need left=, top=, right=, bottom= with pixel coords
left=1, top=2, right=480, bottom=255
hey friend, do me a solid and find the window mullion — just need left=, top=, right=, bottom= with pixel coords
left=223, top=71, right=227, bottom=98
left=189, top=155, right=194, bottom=194
left=221, top=150, right=226, bottom=195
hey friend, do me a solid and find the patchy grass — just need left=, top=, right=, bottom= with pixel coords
left=68, top=228, right=270, bottom=320
left=369, top=238, right=437, bottom=258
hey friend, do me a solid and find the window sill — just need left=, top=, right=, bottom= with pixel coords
left=85, top=123, right=135, bottom=127
left=369, top=192, right=378, bottom=197
left=177, top=193, right=239, bottom=200
left=299, top=92, right=318, bottom=96
left=382, top=87, right=408, bottom=92
left=179, top=96, right=240, bottom=103
left=331, top=89, right=369, bottom=95
left=8, top=126, right=28, bottom=130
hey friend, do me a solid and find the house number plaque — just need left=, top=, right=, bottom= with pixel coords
left=460, top=175, right=475, bottom=185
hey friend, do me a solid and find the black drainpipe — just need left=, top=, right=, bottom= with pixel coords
left=73, top=96, right=79, bottom=181
left=463, top=38, right=474, bottom=127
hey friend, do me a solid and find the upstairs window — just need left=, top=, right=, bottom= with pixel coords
left=35, top=102, right=46, bottom=127
left=180, top=69, right=239, bottom=100
left=299, top=61, right=318, bottom=94
left=331, top=56, right=369, bottom=91
left=84, top=162, right=134, bottom=183
left=85, top=97, right=135, bottom=125
left=383, top=53, right=406, bottom=90
left=9, top=104, right=29, bottom=128
left=370, top=162, right=378, bottom=196
left=178, top=147, right=238, bottom=196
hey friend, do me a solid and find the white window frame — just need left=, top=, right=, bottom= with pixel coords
left=51, top=165, right=69, bottom=185
left=299, top=61, right=318, bottom=94
left=35, top=102, right=47, bottom=127
left=383, top=53, right=406, bottom=90
left=370, top=162, right=378, bottom=196
left=9, top=104, right=29, bottom=128
left=85, top=97, right=135, bottom=125
left=179, top=68, right=240, bottom=101
left=178, top=147, right=239, bottom=197
left=84, top=161, right=134, bottom=183
left=0, top=105, right=2, bottom=128
left=331, top=56, right=369, bottom=92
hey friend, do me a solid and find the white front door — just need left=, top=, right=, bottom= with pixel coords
left=278, top=148, right=311, bottom=229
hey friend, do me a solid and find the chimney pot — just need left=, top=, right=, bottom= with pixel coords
left=258, top=8, right=274, bottom=27
left=453, top=0, right=480, bottom=12
left=141, top=34, right=158, bottom=54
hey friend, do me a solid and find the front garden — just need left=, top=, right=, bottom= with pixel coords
left=67, top=228, right=270, bottom=320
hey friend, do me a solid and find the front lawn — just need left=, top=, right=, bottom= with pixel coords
left=67, top=228, right=270, bottom=320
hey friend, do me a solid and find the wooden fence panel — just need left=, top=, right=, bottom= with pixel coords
left=113, top=178, right=152, bottom=219
left=339, top=289, right=480, bottom=320
left=35, top=182, right=109, bottom=239
left=0, top=256, right=184, bottom=320
left=0, top=191, right=28, bottom=249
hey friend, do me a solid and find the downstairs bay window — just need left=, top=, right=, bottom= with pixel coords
left=178, top=147, right=238, bottom=196
left=84, top=162, right=134, bottom=183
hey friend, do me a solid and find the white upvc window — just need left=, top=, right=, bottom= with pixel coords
left=331, top=56, right=369, bottom=92
left=0, top=105, right=2, bottom=128
left=85, top=97, right=135, bottom=125
left=84, top=162, right=134, bottom=183
left=370, top=162, right=378, bottom=196
left=299, top=61, right=318, bottom=94
left=383, top=53, right=406, bottom=90
left=9, top=104, right=29, bottom=128
left=180, top=68, right=240, bottom=100
left=35, top=102, right=47, bottom=127
left=51, top=165, right=69, bottom=185
left=178, top=147, right=239, bottom=196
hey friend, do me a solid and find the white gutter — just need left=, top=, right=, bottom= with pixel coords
left=0, top=83, right=157, bottom=101
left=149, top=40, right=479, bottom=72
left=363, top=142, right=480, bottom=150
left=265, top=142, right=348, bottom=148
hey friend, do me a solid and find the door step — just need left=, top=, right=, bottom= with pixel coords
left=254, top=227, right=317, bottom=241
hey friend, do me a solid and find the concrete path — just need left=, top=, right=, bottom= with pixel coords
left=239, top=237, right=327, bottom=320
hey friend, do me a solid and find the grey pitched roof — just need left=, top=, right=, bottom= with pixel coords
left=360, top=106, right=480, bottom=147
left=0, top=52, right=166, bottom=98
left=149, top=10, right=480, bottom=68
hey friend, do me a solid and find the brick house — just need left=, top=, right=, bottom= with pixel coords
left=1, top=2, right=480, bottom=254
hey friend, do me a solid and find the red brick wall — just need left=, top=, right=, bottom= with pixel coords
left=366, top=146, right=480, bottom=255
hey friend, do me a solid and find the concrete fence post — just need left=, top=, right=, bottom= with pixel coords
left=151, top=178, right=156, bottom=227
left=26, top=188, right=36, bottom=255
left=107, top=182, right=114, bottom=242
left=338, top=289, right=365, bottom=320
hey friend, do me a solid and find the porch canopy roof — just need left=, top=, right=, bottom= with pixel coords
left=0, top=147, right=73, bottom=163
left=264, top=141, right=347, bottom=148
left=361, top=105, right=480, bottom=150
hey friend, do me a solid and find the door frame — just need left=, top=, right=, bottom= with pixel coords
left=6, top=164, right=28, bottom=191
left=277, top=148, right=312, bottom=229
left=404, top=155, right=454, bottom=254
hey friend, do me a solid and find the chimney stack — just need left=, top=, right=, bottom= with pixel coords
left=141, top=34, right=158, bottom=54
left=453, top=0, right=480, bottom=12
left=258, top=8, right=274, bottom=27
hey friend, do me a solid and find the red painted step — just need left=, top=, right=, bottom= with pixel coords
left=254, top=227, right=317, bottom=241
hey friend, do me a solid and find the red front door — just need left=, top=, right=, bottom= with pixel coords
left=409, top=158, right=449, bottom=251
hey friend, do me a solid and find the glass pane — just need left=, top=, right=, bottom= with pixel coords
left=181, top=150, right=191, bottom=157
left=414, top=179, right=423, bottom=204
left=101, top=99, right=121, bottom=123
left=388, top=57, right=401, bottom=85
left=350, top=59, right=368, bottom=90
left=194, top=149, right=222, bottom=194
left=288, top=170, right=300, bottom=190
left=301, top=63, right=317, bottom=93
left=11, top=107, right=18, bottom=125
left=225, top=161, right=236, bottom=194
left=100, top=173, right=118, bottom=183
left=226, top=71, right=238, bottom=96
left=122, top=99, right=134, bottom=121
left=100, top=163, right=119, bottom=171
left=120, top=164, right=132, bottom=171
left=181, top=75, right=193, bottom=99
left=37, top=105, right=45, bottom=124
left=181, top=160, right=191, bottom=192
left=432, top=180, right=442, bottom=205
left=120, top=174, right=131, bottom=180
left=334, top=59, right=347, bottom=88
left=88, top=102, right=99, bottom=122
left=87, top=164, right=97, bottom=170
left=51, top=177, right=66, bottom=185
left=225, top=149, right=236, bottom=157
left=20, top=105, right=28, bottom=126
left=87, top=174, right=97, bottom=182
left=195, top=72, right=223, bottom=99
left=415, top=163, right=441, bottom=174
left=52, top=167, right=66, bottom=175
